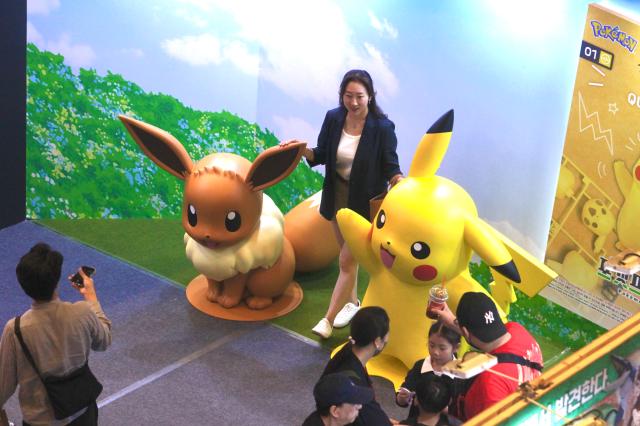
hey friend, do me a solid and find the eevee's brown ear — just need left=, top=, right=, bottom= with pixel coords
left=245, top=142, right=306, bottom=191
left=119, top=115, right=193, bottom=180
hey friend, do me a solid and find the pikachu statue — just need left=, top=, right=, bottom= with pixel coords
left=336, top=110, right=557, bottom=387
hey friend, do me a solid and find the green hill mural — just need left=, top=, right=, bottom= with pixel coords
left=26, top=43, right=322, bottom=219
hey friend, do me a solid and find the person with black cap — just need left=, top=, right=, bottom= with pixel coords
left=303, top=373, right=374, bottom=426
left=435, top=292, right=543, bottom=421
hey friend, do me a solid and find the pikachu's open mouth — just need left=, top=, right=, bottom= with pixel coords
left=380, top=246, right=395, bottom=269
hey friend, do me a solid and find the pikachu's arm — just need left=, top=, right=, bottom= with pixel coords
left=479, top=219, right=557, bottom=297
left=464, top=216, right=520, bottom=282
left=336, top=208, right=379, bottom=274
left=614, top=160, right=632, bottom=196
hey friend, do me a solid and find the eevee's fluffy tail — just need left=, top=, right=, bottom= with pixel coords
left=284, top=191, right=340, bottom=272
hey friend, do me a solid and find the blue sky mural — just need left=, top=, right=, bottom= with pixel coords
left=26, top=0, right=640, bottom=257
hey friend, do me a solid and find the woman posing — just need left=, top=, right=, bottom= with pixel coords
left=283, top=69, right=403, bottom=338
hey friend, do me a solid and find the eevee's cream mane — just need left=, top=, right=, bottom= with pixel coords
left=184, top=194, right=284, bottom=281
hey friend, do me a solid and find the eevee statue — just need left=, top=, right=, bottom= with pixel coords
left=120, top=115, right=306, bottom=310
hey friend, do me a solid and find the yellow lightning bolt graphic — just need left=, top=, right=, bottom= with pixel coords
left=578, top=91, right=614, bottom=155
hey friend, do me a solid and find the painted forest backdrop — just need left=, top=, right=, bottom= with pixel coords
left=26, top=44, right=322, bottom=219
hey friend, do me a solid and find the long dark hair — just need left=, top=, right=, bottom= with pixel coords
left=338, top=69, right=386, bottom=118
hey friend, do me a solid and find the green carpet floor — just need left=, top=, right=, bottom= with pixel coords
left=38, top=218, right=570, bottom=362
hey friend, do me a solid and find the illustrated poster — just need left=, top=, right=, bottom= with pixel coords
left=542, top=3, right=640, bottom=329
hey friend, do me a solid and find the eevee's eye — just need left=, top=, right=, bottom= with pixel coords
left=225, top=211, right=241, bottom=232
left=187, top=204, right=197, bottom=227
left=411, top=241, right=430, bottom=259
left=376, top=209, right=386, bottom=229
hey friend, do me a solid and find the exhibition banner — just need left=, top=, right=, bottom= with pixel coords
left=501, top=333, right=640, bottom=426
left=543, top=4, right=640, bottom=329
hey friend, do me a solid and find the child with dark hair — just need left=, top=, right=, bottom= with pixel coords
left=400, top=373, right=455, bottom=426
left=396, top=321, right=460, bottom=418
left=320, top=306, right=393, bottom=425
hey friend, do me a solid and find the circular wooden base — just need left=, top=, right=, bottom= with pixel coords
left=185, top=274, right=303, bottom=321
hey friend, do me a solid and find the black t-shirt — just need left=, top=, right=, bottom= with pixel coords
left=399, top=413, right=453, bottom=426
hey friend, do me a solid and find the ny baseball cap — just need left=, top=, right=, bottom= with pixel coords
left=314, top=373, right=374, bottom=409
left=456, top=292, right=507, bottom=343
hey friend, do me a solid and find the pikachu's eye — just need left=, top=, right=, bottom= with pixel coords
left=376, top=209, right=386, bottom=229
left=225, top=210, right=241, bottom=232
left=187, top=204, right=197, bottom=227
left=411, top=241, right=430, bottom=259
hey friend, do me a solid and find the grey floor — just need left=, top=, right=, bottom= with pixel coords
left=0, top=221, right=406, bottom=425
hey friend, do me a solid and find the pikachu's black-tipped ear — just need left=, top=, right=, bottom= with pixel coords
left=426, top=109, right=454, bottom=134
left=408, top=109, right=454, bottom=178
left=119, top=115, right=193, bottom=180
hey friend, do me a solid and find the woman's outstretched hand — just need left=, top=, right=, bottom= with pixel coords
left=280, top=139, right=313, bottom=162
left=279, top=138, right=304, bottom=147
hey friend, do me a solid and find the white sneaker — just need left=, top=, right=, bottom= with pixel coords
left=312, top=318, right=333, bottom=339
left=333, top=300, right=361, bottom=328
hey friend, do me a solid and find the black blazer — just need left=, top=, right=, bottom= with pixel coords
left=308, top=107, right=402, bottom=220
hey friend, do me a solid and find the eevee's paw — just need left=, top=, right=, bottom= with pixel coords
left=206, top=280, right=221, bottom=302
left=246, top=296, right=273, bottom=310
left=206, top=288, right=220, bottom=303
left=218, top=293, right=243, bottom=308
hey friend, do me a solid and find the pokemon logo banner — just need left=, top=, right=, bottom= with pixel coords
left=543, top=4, right=640, bottom=330
left=336, top=110, right=556, bottom=387
left=590, top=20, right=638, bottom=52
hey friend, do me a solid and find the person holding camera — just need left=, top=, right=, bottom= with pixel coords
left=0, top=243, right=112, bottom=425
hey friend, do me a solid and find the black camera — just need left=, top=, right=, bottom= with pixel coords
left=70, top=266, right=96, bottom=288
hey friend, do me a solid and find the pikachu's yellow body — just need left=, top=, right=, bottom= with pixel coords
left=336, top=110, right=556, bottom=388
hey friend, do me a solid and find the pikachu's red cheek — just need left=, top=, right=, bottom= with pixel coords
left=413, top=265, right=437, bottom=281
left=635, top=165, right=640, bottom=181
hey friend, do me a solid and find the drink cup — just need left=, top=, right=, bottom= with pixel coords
left=426, top=285, right=448, bottom=319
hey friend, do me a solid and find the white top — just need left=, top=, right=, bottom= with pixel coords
left=420, top=356, right=436, bottom=374
left=336, top=130, right=361, bottom=181
left=421, top=354, right=457, bottom=375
